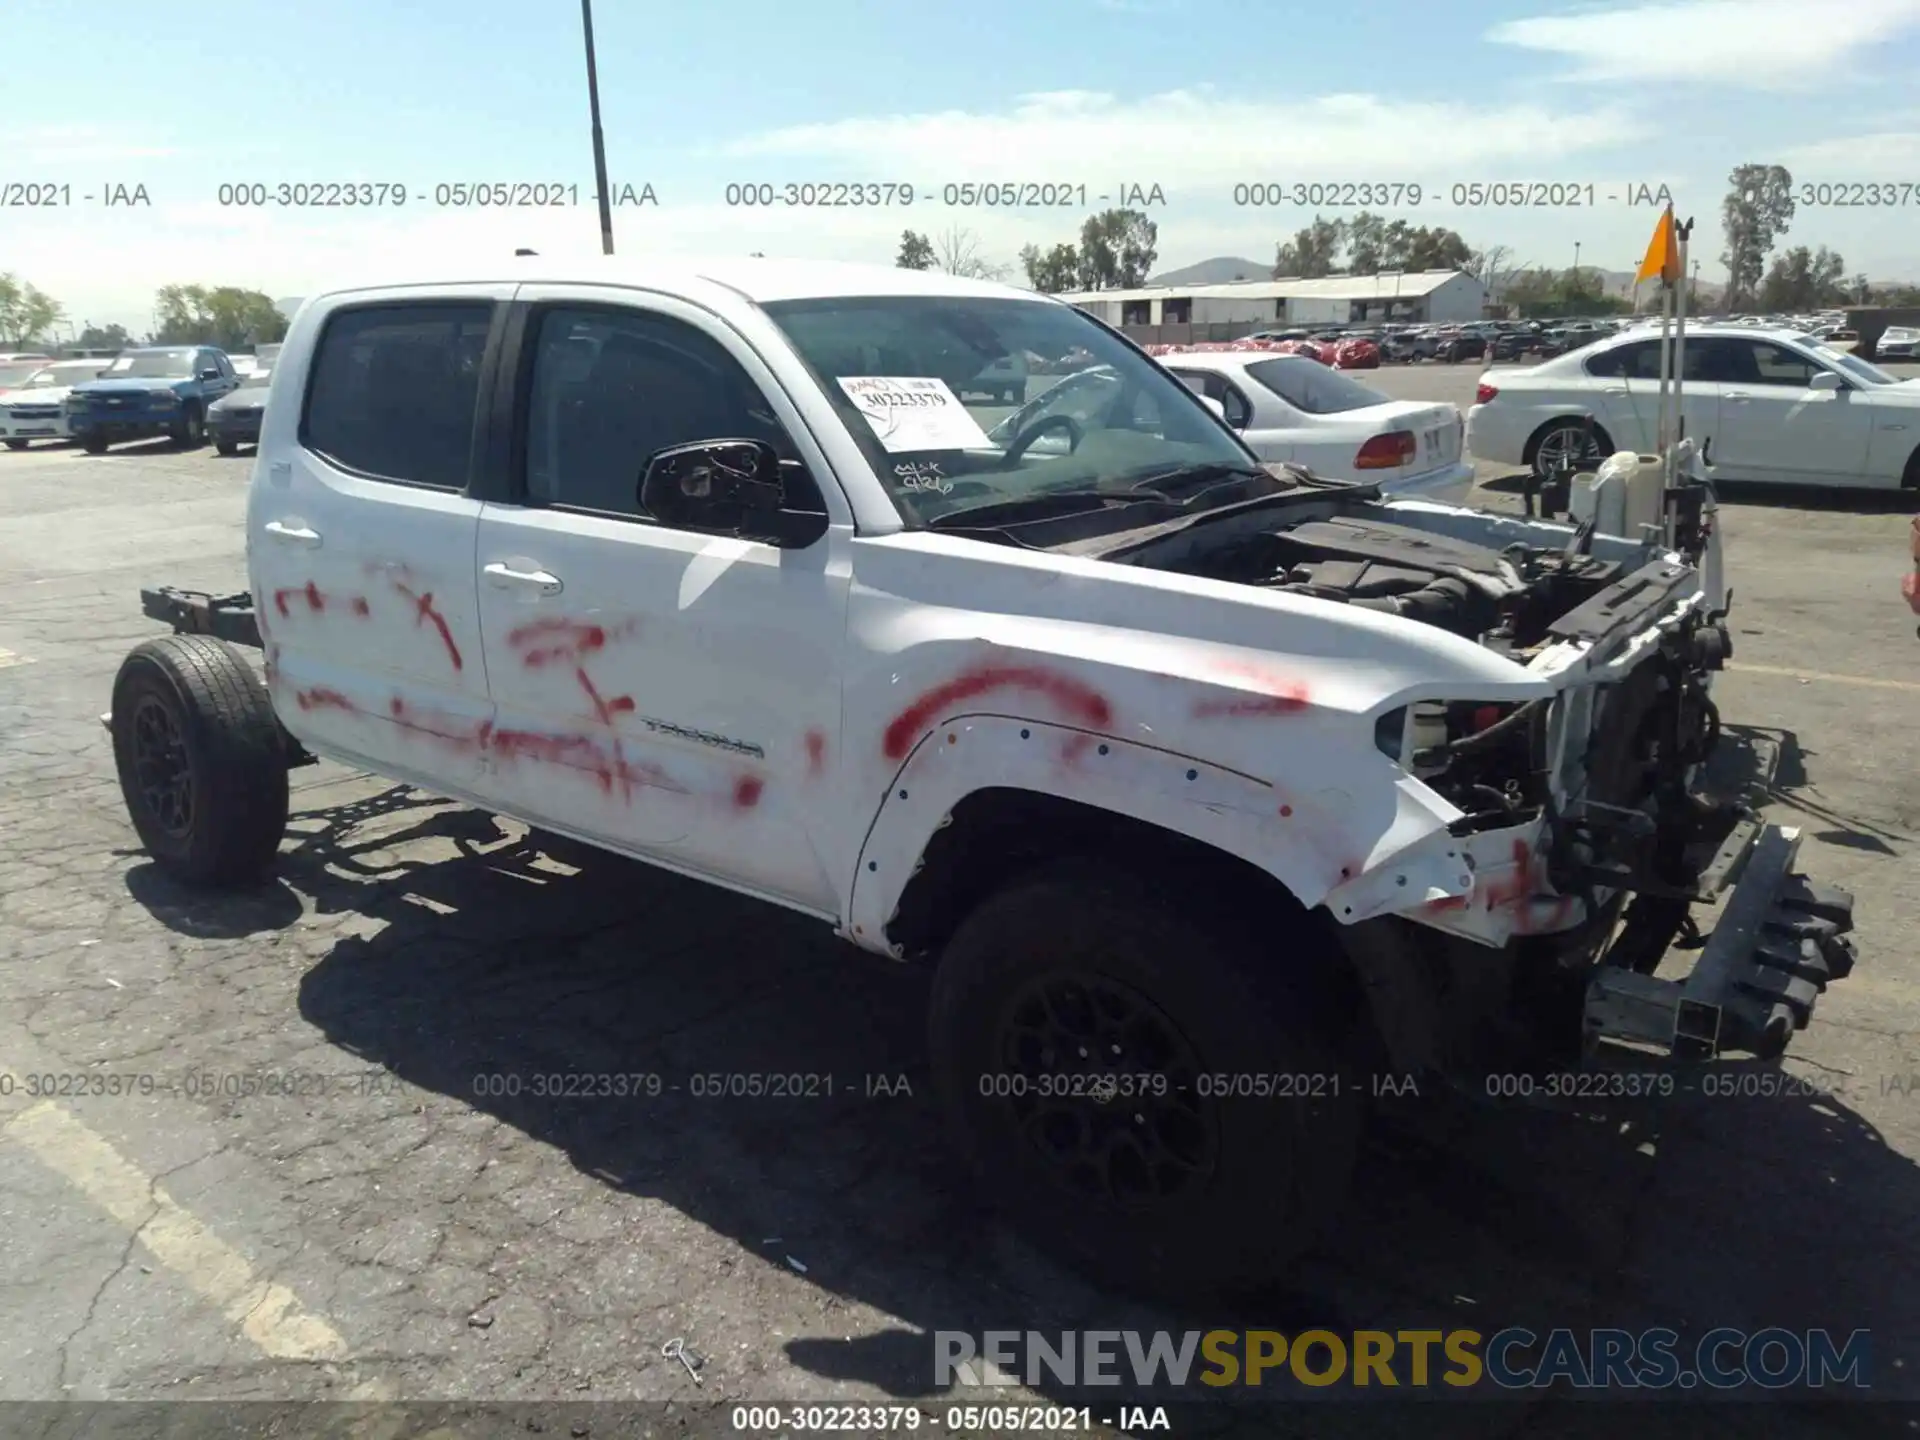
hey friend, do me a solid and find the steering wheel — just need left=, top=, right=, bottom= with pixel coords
left=1002, top=412, right=1083, bottom=465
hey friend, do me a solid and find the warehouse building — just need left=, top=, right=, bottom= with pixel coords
left=1058, top=270, right=1488, bottom=344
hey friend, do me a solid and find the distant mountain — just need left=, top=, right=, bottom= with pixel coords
left=1147, top=256, right=1271, bottom=287
left=1580, top=268, right=1725, bottom=303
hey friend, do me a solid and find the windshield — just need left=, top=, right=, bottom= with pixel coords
left=1243, top=356, right=1389, bottom=415
left=1823, top=348, right=1898, bottom=385
left=26, top=364, right=105, bottom=388
left=104, top=350, right=196, bottom=379
left=0, top=362, right=44, bottom=388
left=760, top=294, right=1253, bottom=524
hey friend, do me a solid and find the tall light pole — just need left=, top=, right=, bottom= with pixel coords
left=581, top=0, right=615, bottom=255
left=1572, top=241, right=1581, bottom=280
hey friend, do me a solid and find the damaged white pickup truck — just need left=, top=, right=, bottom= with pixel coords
left=107, top=259, right=1857, bottom=1299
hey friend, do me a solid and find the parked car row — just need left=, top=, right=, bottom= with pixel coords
left=0, top=344, right=277, bottom=454
left=1467, top=324, right=1920, bottom=490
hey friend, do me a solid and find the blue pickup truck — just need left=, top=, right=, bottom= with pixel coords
left=67, top=346, right=241, bottom=452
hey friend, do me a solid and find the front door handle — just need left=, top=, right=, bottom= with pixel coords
left=483, top=561, right=563, bottom=596
left=263, top=520, right=321, bottom=546
left=1724, top=391, right=1751, bottom=402
left=1605, top=388, right=1628, bottom=397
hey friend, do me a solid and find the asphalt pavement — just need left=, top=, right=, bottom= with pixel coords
left=2, top=369, right=1918, bottom=1435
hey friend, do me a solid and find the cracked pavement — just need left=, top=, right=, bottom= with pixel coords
left=2, top=395, right=1918, bottom=1436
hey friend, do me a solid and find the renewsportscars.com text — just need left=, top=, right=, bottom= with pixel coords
left=935, top=1327, right=1871, bottom=1391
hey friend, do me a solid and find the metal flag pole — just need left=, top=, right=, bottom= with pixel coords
left=581, top=0, right=616, bottom=255
left=1669, top=217, right=1694, bottom=487
left=1651, top=205, right=1675, bottom=461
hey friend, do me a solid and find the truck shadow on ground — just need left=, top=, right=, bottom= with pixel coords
left=123, top=781, right=1915, bottom=1430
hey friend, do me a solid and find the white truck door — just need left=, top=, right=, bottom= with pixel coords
left=249, top=291, right=506, bottom=797
left=472, top=292, right=852, bottom=913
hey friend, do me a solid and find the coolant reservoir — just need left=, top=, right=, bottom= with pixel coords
left=1595, top=450, right=1665, bottom=537
left=1569, top=451, right=1631, bottom=534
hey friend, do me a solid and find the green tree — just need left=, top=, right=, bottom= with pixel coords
left=1503, top=265, right=1629, bottom=319
left=1720, top=163, right=1795, bottom=310
left=150, top=286, right=287, bottom=348
left=1076, top=209, right=1158, bottom=289
left=76, top=322, right=132, bottom=350
left=896, top=230, right=935, bottom=270
left=0, top=273, right=66, bottom=345
left=1757, top=245, right=1849, bottom=310
left=1343, top=212, right=1389, bottom=273
left=1273, top=216, right=1344, bottom=278
left=1335, top=213, right=1471, bottom=274
left=1019, top=241, right=1080, bottom=293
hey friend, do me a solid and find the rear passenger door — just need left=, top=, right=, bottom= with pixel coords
left=250, top=291, right=508, bottom=798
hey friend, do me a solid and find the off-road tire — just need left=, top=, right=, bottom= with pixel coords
left=169, top=404, right=205, bottom=449
left=111, top=634, right=289, bottom=887
left=81, top=435, right=109, bottom=454
left=928, top=858, right=1364, bottom=1301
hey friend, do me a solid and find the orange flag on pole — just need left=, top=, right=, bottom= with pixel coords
left=1635, top=204, right=1681, bottom=286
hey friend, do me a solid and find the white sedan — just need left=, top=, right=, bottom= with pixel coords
left=1467, top=325, right=1920, bottom=489
left=0, top=358, right=112, bottom=449
left=1153, top=351, right=1473, bottom=502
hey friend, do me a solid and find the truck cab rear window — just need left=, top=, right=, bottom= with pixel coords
left=302, top=304, right=492, bottom=489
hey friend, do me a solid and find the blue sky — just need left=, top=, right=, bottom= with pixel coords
left=5, top=0, right=1920, bottom=330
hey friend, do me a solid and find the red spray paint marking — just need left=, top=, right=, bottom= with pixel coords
left=350, top=596, right=371, bottom=617
left=385, top=697, right=492, bottom=754
left=804, top=729, right=828, bottom=778
left=390, top=582, right=462, bottom=672
left=1058, top=733, right=1097, bottom=767
left=1192, top=663, right=1310, bottom=719
left=1480, top=839, right=1537, bottom=914
left=882, top=664, right=1113, bottom=760
left=273, top=581, right=328, bottom=618
left=732, top=775, right=765, bottom=809
left=491, top=728, right=689, bottom=798
left=1423, top=894, right=1470, bottom=915
left=294, top=687, right=357, bottom=713
left=508, top=616, right=628, bottom=668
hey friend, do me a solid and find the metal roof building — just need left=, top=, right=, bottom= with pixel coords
left=1059, top=270, right=1488, bottom=328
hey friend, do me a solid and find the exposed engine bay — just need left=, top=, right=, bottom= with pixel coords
left=1167, top=511, right=1628, bottom=651
left=1106, top=481, right=1748, bottom=984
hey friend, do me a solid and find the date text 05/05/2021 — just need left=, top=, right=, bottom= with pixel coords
left=1228, top=181, right=1676, bottom=208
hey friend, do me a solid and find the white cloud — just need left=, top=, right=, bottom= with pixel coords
left=712, top=87, right=1654, bottom=182
left=0, top=124, right=180, bottom=164
left=13, top=87, right=1919, bottom=324
left=1487, top=0, right=1920, bottom=86
left=1776, top=131, right=1920, bottom=175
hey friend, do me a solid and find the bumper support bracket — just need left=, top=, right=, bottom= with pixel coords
left=1583, top=824, right=1856, bottom=1060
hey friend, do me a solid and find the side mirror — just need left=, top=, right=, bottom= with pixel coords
left=638, top=439, right=829, bottom=548
left=198, top=367, right=220, bottom=380
left=1808, top=371, right=1844, bottom=392
left=1198, top=394, right=1227, bottom=422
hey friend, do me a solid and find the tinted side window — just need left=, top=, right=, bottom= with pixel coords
left=1585, top=341, right=1649, bottom=378
left=1748, top=341, right=1820, bottom=385
left=524, top=307, right=796, bottom=518
left=303, top=303, right=493, bottom=489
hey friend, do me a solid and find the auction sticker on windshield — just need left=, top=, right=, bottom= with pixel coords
left=836, top=376, right=991, bottom=452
